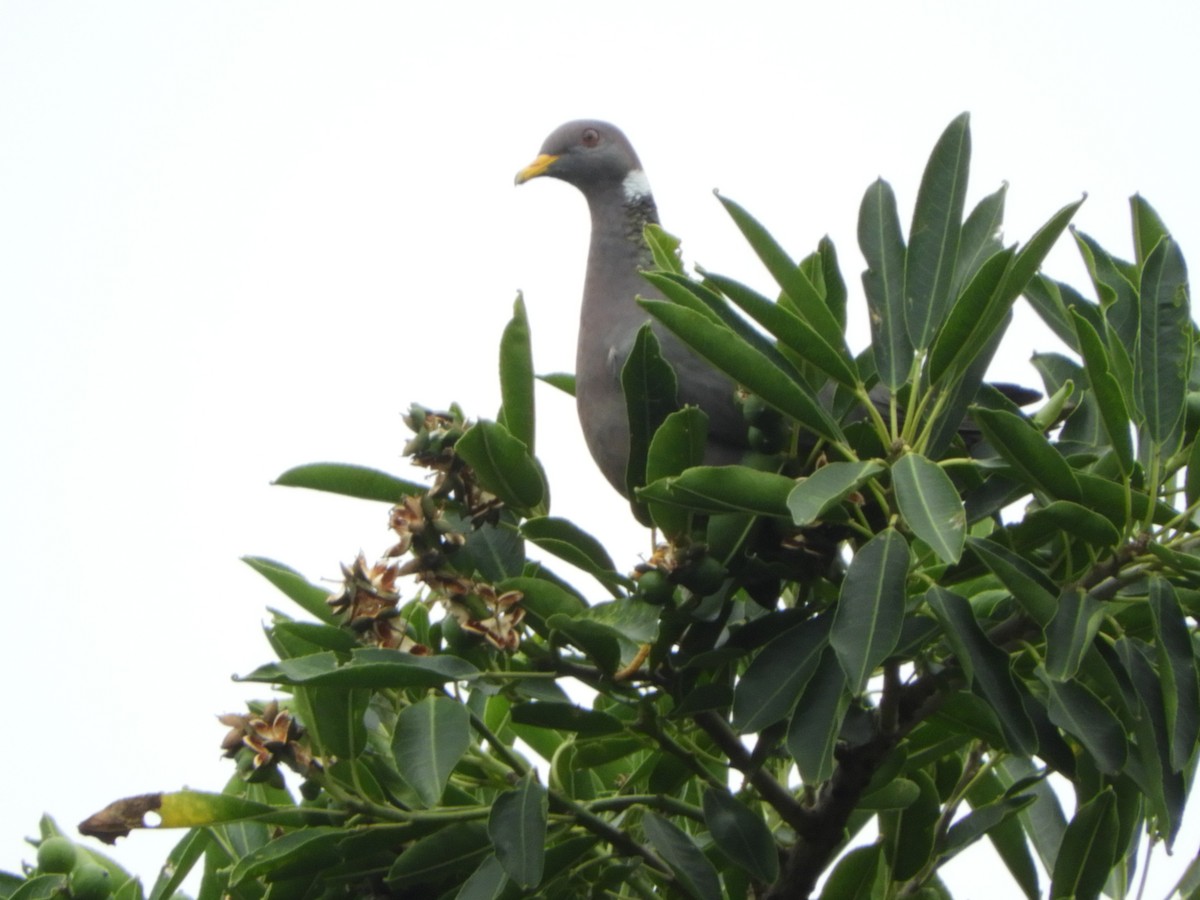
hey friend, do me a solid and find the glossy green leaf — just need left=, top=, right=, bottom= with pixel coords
left=859, top=177, right=912, bottom=389
left=972, top=407, right=1081, bottom=502
left=786, top=646, right=850, bottom=784
left=954, top=183, right=1007, bottom=293
left=702, top=789, right=779, bottom=882
left=391, top=696, right=471, bottom=807
left=647, top=270, right=793, bottom=367
left=831, top=528, right=910, bottom=692
left=227, top=826, right=343, bottom=887
left=1131, top=194, right=1170, bottom=268
left=642, top=812, right=722, bottom=900
left=944, top=794, right=1036, bottom=862
left=242, top=556, right=339, bottom=625
left=892, top=453, right=965, bottom=564
left=1073, top=230, right=1139, bottom=348
left=1149, top=577, right=1200, bottom=772
left=732, top=615, right=828, bottom=733
left=537, top=372, right=575, bottom=396
left=148, top=828, right=211, bottom=900
left=885, top=769, right=941, bottom=881
left=1024, top=275, right=1091, bottom=352
left=546, top=614, right=626, bottom=673
left=645, top=223, right=685, bottom=274
left=621, top=323, right=679, bottom=504
left=455, top=515, right=526, bottom=582
left=455, top=855, right=508, bottom=900
left=819, top=843, right=886, bottom=900
left=237, top=648, right=479, bottom=688
left=966, top=537, right=1057, bottom=625
left=1045, top=589, right=1105, bottom=681
left=1076, top=472, right=1176, bottom=528
left=640, top=299, right=844, bottom=443
left=638, top=465, right=796, bottom=517
left=1050, top=789, right=1117, bottom=900
left=488, top=772, right=547, bottom=888
left=386, top=823, right=492, bottom=890
left=925, top=587, right=1038, bottom=755
left=925, top=247, right=1014, bottom=387
left=520, top=517, right=628, bottom=593
left=7, top=875, right=69, bottom=900
left=509, top=701, right=623, bottom=735
left=455, top=420, right=546, bottom=515
left=646, top=406, right=709, bottom=538
left=1040, top=671, right=1126, bottom=774
left=962, top=770, right=1041, bottom=900
left=1137, top=236, right=1192, bottom=453
left=715, top=192, right=846, bottom=351
left=498, top=294, right=536, bottom=452
left=905, top=112, right=970, bottom=350
left=787, top=460, right=885, bottom=526
left=273, top=462, right=426, bottom=504
left=700, top=270, right=857, bottom=386
left=1072, top=310, right=1134, bottom=473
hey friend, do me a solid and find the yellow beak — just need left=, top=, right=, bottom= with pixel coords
left=514, top=153, right=559, bottom=185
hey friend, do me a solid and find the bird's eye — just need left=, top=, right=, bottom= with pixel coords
left=581, top=127, right=600, bottom=147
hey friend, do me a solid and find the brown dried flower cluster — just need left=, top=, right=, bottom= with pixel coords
left=218, top=701, right=318, bottom=778
left=326, top=554, right=431, bottom=652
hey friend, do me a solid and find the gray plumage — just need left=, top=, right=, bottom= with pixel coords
left=516, top=120, right=744, bottom=496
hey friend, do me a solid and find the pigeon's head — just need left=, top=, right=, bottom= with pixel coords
left=515, top=120, right=648, bottom=197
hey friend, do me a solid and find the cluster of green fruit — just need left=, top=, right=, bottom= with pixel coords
left=28, top=836, right=113, bottom=899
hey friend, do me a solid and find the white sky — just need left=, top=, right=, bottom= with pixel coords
left=2, top=1, right=1198, bottom=895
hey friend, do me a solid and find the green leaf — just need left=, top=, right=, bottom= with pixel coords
left=714, top=192, right=846, bottom=351
left=546, top=615, right=624, bottom=674
left=954, top=183, right=1007, bottom=294
left=241, top=556, right=338, bottom=625
left=924, top=587, right=1039, bottom=755
left=1045, top=589, right=1105, bottom=681
left=966, top=537, right=1057, bottom=625
left=537, top=372, right=575, bottom=397
left=387, top=823, right=492, bottom=890
left=702, top=789, right=779, bottom=882
left=621, top=323, right=679, bottom=503
left=831, top=528, right=910, bottom=692
left=646, top=407, right=709, bottom=538
left=498, top=294, right=536, bottom=453
left=819, top=843, right=886, bottom=899
left=925, top=247, right=1014, bottom=388
left=509, top=701, right=623, bottom=735
left=891, top=453, right=965, bottom=564
left=962, top=770, right=1041, bottom=900
left=943, top=794, right=1037, bottom=862
left=273, top=463, right=426, bottom=504
left=455, top=855, right=508, bottom=900
left=700, top=270, right=858, bottom=387
left=787, top=460, right=886, bottom=526
left=1041, top=671, right=1126, bottom=775
left=488, top=772, right=547, bottom=888
left=392, top=696, right=472, bottom=807
left=236, top=649, right=480, bottom=688
left=7, top=875, right=69, bottom=900
left=905, top=112, right=971, bottom=350
left=859, top=177, right=912, bottom=389
left=645, top=223, right=685, bottom=274
left=1149, top=577, right=1200, bottom=772
left=638, top=465, right=796, bottom=517
left=1130, top=193, right=1170, bottom=267
left=640, top=300, right=844, bottom=444
left=732, top=615, right=828, bottom=733
left=520, top=517, right=629, bottom=594
left=642, top=812, right=723, bottom=900
left=786, top=645, right=851, bottom=784
left=884, top=769, right=941, bottom=881
left=147, top=828, right=211, bottom=900
left=1137, top=236, right=1192, bottom=453
left=228, top=826, right=343, bottom=887
left=971, top=407, right=1081, bottom=502
left=1050, top=789, right=1117, bottom=900
left=1072, top=310, right=1134, bottom=474
left=455, top=420, right=546, bottom=515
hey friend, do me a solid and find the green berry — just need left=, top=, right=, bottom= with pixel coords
left=636, top=569, right=674, bottom=605
left=69, top=862, right=112, bottom=899
left=36, top=836, right=77, bottom=874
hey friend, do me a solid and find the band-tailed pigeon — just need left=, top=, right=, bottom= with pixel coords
left=515, top=120, right=744, bottom=495
left=515, top=120, right=1036, bottom=498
